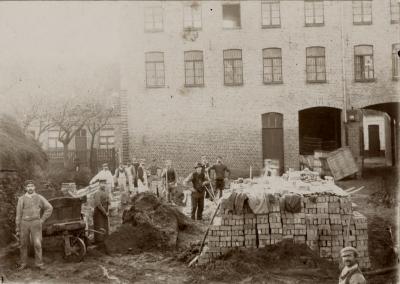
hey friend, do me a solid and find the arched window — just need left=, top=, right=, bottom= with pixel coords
left=354, top=45, right=374, bottom=81
left=306, top=47, right=326, bottom=83
left=223, top=49, right=243, bottom=86
left=263, top=48, right=282, bottom=84
left=145, top=52, right=165, bottom=88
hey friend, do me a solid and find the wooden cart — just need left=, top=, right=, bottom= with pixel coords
left=42, top=196, right=88, bottom=262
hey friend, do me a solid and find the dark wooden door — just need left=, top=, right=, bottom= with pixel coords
left=75, top=129, right=88, bottom=166
left=368, top=124, right=380, bottom=156
left=262, top=113, right=284, bottom=173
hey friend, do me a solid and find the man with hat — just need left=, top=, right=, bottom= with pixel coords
left=90, top=163, right=114, bottom=197
left=338, top=246, right=366, bottom=284
left=15, top=180, right=53, bottom=270
left=93, top=179, right=110, bottom=244
left=208, top=156, right=231, bottom=199
left=184, top=163, right=209, bottom=221
left=161, top=159, right=178, bottom=203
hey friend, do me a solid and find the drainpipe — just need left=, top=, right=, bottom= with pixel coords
left=340, top=1, right=348, bottom=145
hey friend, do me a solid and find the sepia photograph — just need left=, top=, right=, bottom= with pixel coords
left=0, top=0, right=399, bottom=283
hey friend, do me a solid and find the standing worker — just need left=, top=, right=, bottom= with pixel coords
left=161, top=159, right=178, bottom=203
left=126, top=161, right=136, bottom=194
left=184, top=163, right=209, bottom=221
left=137, top=159, right=148, bottom=192
left=200, top=155, right=213, bottom=200
left=132, top=158, right=140, bottom=190
left=208, top=156, right=231, bottom=198
left=115, top=163, right=129, bottom=204
left=90, top=163, right=114, bottom=197
left=93, top=179, right=110, bottom=244
left=338, top=247, right=366, bottom=284
left=15, top=180, right=53, bottom=270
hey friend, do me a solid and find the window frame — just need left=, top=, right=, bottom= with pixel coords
left=262, top=48, right=283, bottom=84
left=306, top=46, right=327, bottom=83
left=223, top=49, right=243, bottom=86
left=144, top=6, right=164, bottom=33
left=352, top=0, right=373, bottom=25
left=145, top=52, right=165, bottom=88
left=48, top=130, right=63, bottom=149
left=304, top=0, right=324, bottom=27
left=392, top=44, right=400, bottom=80
left=391, top=0, right=400, bottom=24
left=184, top=50, right=205, bottom=87
left=354, top=45, right=375, bottom=82
left=99, top=128, right=115, bottom=150
left=261, top=0, right=281, bottom=28
left=222, top=3, right=242, bottom=29
left=183, top=3, right=202, bottom=31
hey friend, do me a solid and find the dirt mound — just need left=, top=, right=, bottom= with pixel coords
left=368, top=167, right=398, bottom=208
left=105, top=192, right=202, bottom=254
left=194, top=240, right=339, bottom=283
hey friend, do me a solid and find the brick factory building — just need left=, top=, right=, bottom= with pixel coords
left=118, top=0, right=399, bottom=177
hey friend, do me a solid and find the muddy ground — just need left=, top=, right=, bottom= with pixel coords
left=1, top=167, right=398, bottom=284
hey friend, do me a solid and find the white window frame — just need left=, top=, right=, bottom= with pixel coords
left=261, top=0, right=281, bottom=28
left=145, top=52, right=165, bottom=88
left=304, top=0, right=324, bottom=27
left=352, top=1, right=372, bottom=25
left=354, top=45, right=375, bottom=82
left=144, top=6, right=164, bottom=32
left=263, top=48, right=283, bottom=84
left=184, top=51, right=204, bottom=87
left=183, top=3, right=202, bottom=31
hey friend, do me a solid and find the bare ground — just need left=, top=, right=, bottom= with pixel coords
left=1, top=169, right=398, bottom=284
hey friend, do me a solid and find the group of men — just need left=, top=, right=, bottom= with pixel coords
left=14, top=179, right=368, bottom=284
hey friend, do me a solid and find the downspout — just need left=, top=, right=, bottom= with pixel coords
left=340, top=1, right=348, bottom=145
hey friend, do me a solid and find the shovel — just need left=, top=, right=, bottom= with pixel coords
left=188, top=201, right=221, bottom=267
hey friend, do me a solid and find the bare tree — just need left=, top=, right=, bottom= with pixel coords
left=51, top=101, right=95, bottom=168
left=86, top=103, right=115, bottom=173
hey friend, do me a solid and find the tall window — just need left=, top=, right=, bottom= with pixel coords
left=183, top=3, right=202, bottom=30
left=48, top=130, right=63, bottom=149
left=304, top=0, right=324, bottom=26
left=145, top=7, right=164, bottom=32
left=352, top=1, right=372, bottom=24
left=223, top=49, right=243, bottom=86
left=354, top=45, right=374, bottom=81
left=391, top=0, right=400, bottom=23
left=306, top=47, right=326, bottom=83
left=261, top=0, right=281, bottom=28
left=145, top=52, right=165, bottom=88
left=393, top=44, right=400, bottom=79
left=222, top=4, right=241, bottom=29
left=184, top=51, right=204, bottom=87
left=263, top=48, right=282, bottom=84
left=99, top=128, right=115, bottom=149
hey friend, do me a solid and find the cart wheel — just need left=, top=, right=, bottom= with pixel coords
left=65, top=236, right=86, bottom=262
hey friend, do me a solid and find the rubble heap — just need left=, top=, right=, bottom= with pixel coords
left=199, top=175, right=370, bottom=269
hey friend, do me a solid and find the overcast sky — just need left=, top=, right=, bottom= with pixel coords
left=0, top=2, right=120, bottom=112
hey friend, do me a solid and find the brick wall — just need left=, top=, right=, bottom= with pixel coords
left=119, top=1, right=399, bottom=175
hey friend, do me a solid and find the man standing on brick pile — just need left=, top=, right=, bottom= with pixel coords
left=208, top=156, right=231, bottom=199
left=148, top=158, right=161, bottom=195
left=93, top=179, right=110, bottom=244
left=90, top=163, right=114, bottom=198
left=15, top=180, right=53, bottom=270
left=161, top=159, right=178, bottom=203
left=184, top=163, right=209, bottom=221
left=338, top=247, right=366, bottom=284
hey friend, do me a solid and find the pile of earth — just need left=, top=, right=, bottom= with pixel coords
left=193, top=239, right=340, bottom=283
left=105, top=192, right=203, bottom=254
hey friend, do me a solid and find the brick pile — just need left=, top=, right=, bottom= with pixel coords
left=200, top=193, right=370, bottom=268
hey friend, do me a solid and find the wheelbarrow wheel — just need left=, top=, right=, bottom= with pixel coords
left=64, top=236, right=86, bottom=262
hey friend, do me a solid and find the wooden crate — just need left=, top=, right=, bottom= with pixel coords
left=326, top=147, right=358, bottom=180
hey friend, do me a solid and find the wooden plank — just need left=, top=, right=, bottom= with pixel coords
left=326, top=146, right=358, bottom=181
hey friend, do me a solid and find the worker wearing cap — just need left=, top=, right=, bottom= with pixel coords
left=338, top=247, right=366, bottom=284
left=184, top=163, right=209, bottom=220
left=93, top=179, right=110, bottom=244
left=208, top=156, right=231, bottom=198
left=90, top=163, right=114, bottom=197
left=161, top=159, right=178, bottom=203
left=15, top=180, right=53, bottom=270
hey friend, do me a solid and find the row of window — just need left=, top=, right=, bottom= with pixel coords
left=47, top=129, right=115, bottom=149
left=145, top=44, right=400, bottom=87
left=144, top=0, right=400, bottom=32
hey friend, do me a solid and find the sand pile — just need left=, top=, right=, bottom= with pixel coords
left=105, top=192, right=200, bottom=254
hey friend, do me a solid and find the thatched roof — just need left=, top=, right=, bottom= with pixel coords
left=0, top=114, right=47, bottom=173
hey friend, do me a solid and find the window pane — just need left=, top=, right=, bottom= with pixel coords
left=263, top=48, right=281, bottom=58
left=224, top=49, right=242, bottom=59
left=354, top=45, right=372, bottom=55
left=307, top=47, right=325, bottom=56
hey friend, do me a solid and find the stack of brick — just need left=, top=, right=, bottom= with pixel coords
left=199, top=193, right=370, bottom=268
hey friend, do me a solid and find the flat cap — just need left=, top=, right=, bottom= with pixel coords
left=102, top=163, right=108, bottom=167
left=24, top=180, right=35, bottom=187
left=340, top=246, right=359, bottom=257
left=194, top=162, right=203, bottom=169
